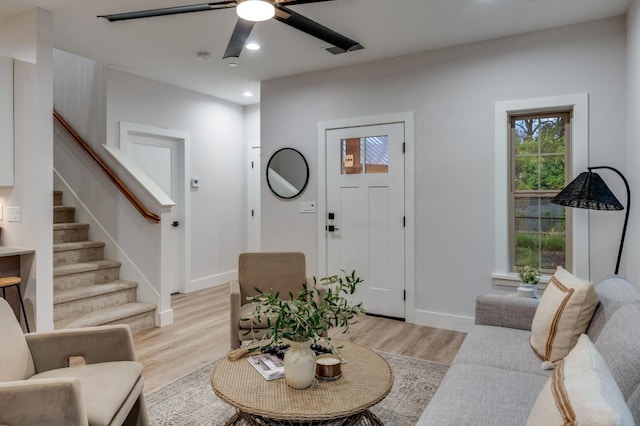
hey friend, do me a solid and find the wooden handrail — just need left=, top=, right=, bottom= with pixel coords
left=53, top=109, right=161, bottom=223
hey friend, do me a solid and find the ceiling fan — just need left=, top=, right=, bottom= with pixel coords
left=98, top=0, right=364, bottom=59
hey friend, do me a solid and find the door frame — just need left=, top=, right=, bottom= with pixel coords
left=119, top=121, right=191, bottom=295
left=317, top=112, right=416, bottom=323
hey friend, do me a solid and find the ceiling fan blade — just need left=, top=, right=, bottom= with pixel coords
left=98, top=2, right=236, bottom=22
left=223, top=19, right=255, bottom=59
left=274, top=6, right=362, bottom=52
left=276, top=0, right=335, bottom=5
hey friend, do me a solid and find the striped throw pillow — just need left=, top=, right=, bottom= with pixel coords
left=530, top=266, right=597, bottom=367
left=527, top=334, right=634, bottom=426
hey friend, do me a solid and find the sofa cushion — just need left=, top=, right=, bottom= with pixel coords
left=593, top=303, right=640, bottom=402
left=588, top=276, right=640, bottom=341
left=530, top=266, right=597, bottom=366
left=30, top=361, right=143, bottom=426
left=527, top=334, right=634, bottom=426
left=417, top=363, right=548, bottom=426
left=239, top=302, right=280, bottom=330
left=453, top=325, right=551, bottom=377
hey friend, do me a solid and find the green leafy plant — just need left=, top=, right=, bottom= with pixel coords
left=244, top=270, right=366, bottom=351
left=515, top=265, right=540, bottom=285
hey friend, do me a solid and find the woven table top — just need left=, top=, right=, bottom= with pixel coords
left=211, top=341, right=393, bottom=422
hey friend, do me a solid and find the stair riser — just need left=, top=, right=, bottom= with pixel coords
left=53, top=191, right=63, bottom=206
left=54, top=309, right=156, bottom=334
left=110, top=311, right=155, bottom=334
left=54, top=288, right=137, bottom=322
left=54, top=209, right=75, bottom=224
left=54, top=227, right=89, bottom=244
left=54, top=267, right=121, bottom=291
left=54, top=247, right=104, bottom=266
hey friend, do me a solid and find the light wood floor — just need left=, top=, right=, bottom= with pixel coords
left=133, top=285, right=467, bottom=393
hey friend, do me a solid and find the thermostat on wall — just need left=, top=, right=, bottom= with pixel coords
left=191, top=177, right=200, bottom=188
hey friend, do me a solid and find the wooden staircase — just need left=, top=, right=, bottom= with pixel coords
left=53, top=190, right=156, bottom=332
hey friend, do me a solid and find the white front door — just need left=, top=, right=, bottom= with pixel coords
left=125, top=133, right=185, bottom=294
left=325, top=122, right=405, bottom=318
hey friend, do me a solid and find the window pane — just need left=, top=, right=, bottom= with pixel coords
left=515, top=232, right=539, bottom=268
left=540, top=155, right=565, bottom=190
left=515, top=198, right=539, bottom=233
left=540, top=199, right=565, bottom=233
left=541, top=233, right=565, bottom=270
left=341, top=138, right=362, bottom=175
left=364, top=136, right=388, bottom=174
left=514, top=157, right=538, bottom=190
left=539, top=117, right=566, bottom=155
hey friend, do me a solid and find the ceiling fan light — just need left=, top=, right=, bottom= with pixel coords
left=236, top=0, right=275, bottom=22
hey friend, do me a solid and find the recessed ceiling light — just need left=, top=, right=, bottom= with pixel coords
left=243, top=91, right=254, bottom=97
left=245, top=43, right=260, bottom=51
left=228, top=62, right=238, bottom=67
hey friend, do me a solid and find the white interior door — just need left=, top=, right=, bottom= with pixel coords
left=125, top=134, right=184, bottom=294
left=325, top=123, right=405, bottom=318
left=248, top=146, right=261, bottom=252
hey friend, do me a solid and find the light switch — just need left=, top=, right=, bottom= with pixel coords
left=7, top=206, right=20, bottom=222
left=299, top=201, right=317, bottom=213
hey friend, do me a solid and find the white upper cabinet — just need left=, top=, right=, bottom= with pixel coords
left=0, top=56, right=12, bottom=186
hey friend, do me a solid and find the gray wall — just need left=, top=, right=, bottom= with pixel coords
left=627, top=1, right=640, bottom=288
left=260, top=17, right=627, bottom=329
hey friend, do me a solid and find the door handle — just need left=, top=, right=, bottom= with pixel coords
left=326, top=225, right=339, bottom=232
left=171, top=221, right=180, bottom=228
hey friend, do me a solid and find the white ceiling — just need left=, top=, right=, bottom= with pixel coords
left=0, top=0, right=632, bottom=105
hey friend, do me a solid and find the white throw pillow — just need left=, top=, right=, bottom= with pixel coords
left=527, top=334, right=634, bottom=426
left=530, top=266, right=597, bottom=366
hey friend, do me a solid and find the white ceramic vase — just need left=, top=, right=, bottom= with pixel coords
left=517, top=283, right=538, bottom=298
left=284, top=340, right=316, bottom=389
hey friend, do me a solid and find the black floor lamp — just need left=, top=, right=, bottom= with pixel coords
left=550, top=166, right=631, bottom=275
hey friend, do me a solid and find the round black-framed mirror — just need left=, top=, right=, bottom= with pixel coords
left=266, top=148, right=309, bottom=199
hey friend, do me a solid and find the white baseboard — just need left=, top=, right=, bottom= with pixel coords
left=156, top=309, right=174, bottom=327
left=412, top=309, right=474, bottom=333
left=185, top=270, right=237, bottom=293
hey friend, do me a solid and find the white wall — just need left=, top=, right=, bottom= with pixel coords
left=0, top=8, right=53, bottom=331
left=261, top=17, right=628, bottom=330
left=106, top=69, right=246, bottom=291
left=627, top=1, right=640, bottom=286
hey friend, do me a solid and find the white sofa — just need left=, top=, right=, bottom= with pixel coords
left=418, top=276, right=640, bottom=425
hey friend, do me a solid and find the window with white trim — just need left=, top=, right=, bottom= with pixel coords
left=493, top=94, right=589, bottom=283
left=510, top=111, right=572, bottom=273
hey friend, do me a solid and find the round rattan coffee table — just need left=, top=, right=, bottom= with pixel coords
left=211, top=341, right=393, bottom=425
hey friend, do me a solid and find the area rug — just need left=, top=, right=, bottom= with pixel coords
left=146, top=352, right=448, bottom=425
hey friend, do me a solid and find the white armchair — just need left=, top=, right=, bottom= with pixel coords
left=0, top=298, right=148, bottom=426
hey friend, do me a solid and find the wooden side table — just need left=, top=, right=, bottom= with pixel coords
left=211, top=341, right=393, bottom=425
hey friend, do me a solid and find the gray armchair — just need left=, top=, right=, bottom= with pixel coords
left=0, top=298, right=148, bottom=426
left=230, top=252, right=312, bottom=350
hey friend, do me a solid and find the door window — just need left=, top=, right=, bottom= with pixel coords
left=341, top=135, right=389, bottom=175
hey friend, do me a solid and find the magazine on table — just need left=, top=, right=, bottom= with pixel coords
left=248, top=353, right=285, bottom=380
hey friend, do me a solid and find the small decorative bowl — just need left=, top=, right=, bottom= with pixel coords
left=316, top=354, right=342, bottom=380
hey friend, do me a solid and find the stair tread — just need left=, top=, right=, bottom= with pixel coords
left=54, top=241, right=105, bottom=252
left=54, top=260, right=122, bottom=277
left=53, top=206, right=76, bottom=211
left=54, top=280, right=138, bottom=304
left=55, top=302, right=156, bottom=329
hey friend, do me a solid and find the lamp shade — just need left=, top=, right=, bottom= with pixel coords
left=236, top=0, right=275, bottom=22
left=550, top=171, right=623, bottom=211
